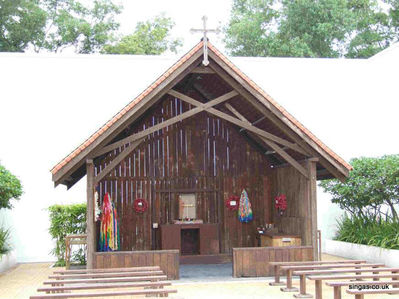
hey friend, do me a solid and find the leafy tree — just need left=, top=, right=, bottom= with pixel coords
left=0, top=0, right=121, bottom=53
left=0, top=163, right=23, bottom=209
left=102, top=14, right=182, bottom=55
left=320, top=155, right=399, bottom=221
left=224, top=0, right=395, bottom=58
left=0, top=0, right=47, bottom=52
left=346, top=0, right=392, bottom=58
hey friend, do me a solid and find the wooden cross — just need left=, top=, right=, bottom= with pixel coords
left=190, top=16, right=220, bottom=66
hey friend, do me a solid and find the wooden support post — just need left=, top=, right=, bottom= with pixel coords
left=86, top=159, right=95, bottom=269
left=372, top=266, right=380, bottom=281
left=354, top=295, right=364, bottom=299
left=293, top=274, right=313, bottom=298
left=333, top=286, right=342, bottom=299
left=392, top=270, right=399, bottom=288
left=269, top=265, right=285, bottom=286
left=281, top=269, right=298, bottom=292
left=315, top=279, right=322, bottom=299
left=306, top=158, right=318, bottom=260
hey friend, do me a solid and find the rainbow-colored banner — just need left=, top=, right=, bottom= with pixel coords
left=99, top=193, right=120, bottom=251
left=238, top=189, right=253, bottom=223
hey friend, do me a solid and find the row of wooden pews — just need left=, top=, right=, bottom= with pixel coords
left=268, top=260, right=399, bottom=299
left=30, top=266, right=177, bottom=298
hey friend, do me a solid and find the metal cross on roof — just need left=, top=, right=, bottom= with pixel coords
left=190, top=16, right=220, bottom=66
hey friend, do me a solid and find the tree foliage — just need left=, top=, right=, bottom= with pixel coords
left=0, top=0, right=47, bottom=52
left=320, top=155, right=399, bottom=221
left=102, top=14, right=182, bottom=55
left=0, top=0, right=121, bottom=53
left=225, top=0, right=397, bottom=58
left=0, top=163, right=23, bottom=210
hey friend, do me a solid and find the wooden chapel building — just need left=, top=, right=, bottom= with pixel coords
left=51, top=41, right=351, bottom=276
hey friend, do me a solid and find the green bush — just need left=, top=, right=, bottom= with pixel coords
left=0, top=226, right=11, bottom=257
left=48, top=203, right=87, bottom=266
left=0, top=163, right=23, bottom=209
left=335, top=215, right=399, bottom=250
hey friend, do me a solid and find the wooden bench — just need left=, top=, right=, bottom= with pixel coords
left=280, top=263, right=384, bottom=292
left=346, top=288, right=399, bottom=299
left=327, top=280, right=399, bottom=299
left=38, top=281, right=171, bottom=293
left=268, top=260, right=366, bottom=286
left=32, top=266, right=177, bottom=298
left=30, top=288, right=178, bottom=299
left=48, top=270, right=164, bottom=280
left=43, top=275, right=168, bottom=286
left=52, top=266, right=161, bottom=275
left=295, top=268, right=398, bottom=299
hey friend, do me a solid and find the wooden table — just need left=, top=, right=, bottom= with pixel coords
left=65, top=234, right=87, bottom=269
left=260, top=232, right=301, bottom=247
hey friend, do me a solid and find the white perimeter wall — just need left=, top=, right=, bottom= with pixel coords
left=0, top=48, right=398, bottom=262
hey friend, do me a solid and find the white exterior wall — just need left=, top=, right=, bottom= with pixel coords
left=0, top=44, right=398, bottom=262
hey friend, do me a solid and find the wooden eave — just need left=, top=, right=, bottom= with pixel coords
left=51, top=41, right=351, bottom=188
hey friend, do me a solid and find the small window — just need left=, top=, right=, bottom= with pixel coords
left=178, top=194, right=196, bottom=220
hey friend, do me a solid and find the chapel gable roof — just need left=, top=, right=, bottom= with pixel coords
left=51, top=41, right=351, bottom=188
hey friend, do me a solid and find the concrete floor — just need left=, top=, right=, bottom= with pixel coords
left=0, top=254, right=396, bottom=299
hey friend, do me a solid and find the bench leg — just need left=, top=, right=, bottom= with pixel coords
left=314, top=280, right=322, bottom=299
left=269, top=265, right=285, bottom=286
left=333, top=286, right=341, bottom=299
left=280, top=269, right=299, bottom=292
left=372, top=266, right=380, bottom=281
left=293, top=275, right=313, bottom=298
left=392, top=270, right=399, bottom=288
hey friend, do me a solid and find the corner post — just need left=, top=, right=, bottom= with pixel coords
left=306, top=158, right=318, bottom=260
left=86, top=159, right=95, bottom=269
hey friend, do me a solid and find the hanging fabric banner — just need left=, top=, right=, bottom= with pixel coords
left=238, top=189, right=253, bottom=223
left=99, top=192, right=120, bottom=251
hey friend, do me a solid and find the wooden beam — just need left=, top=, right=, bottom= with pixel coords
left=224, top=103, right=309, bottom=179
left=192, top=66, right=215, bottom=74
left=93, top=106, right=202, bottom=158
left=94, top=90, right=237, bottom=157
left=169, top=90, right=306, bottom=154
left=94, top=139, right=144, bottom=185
left=168, top=89, right=238, bottom=109
left=86, top=159, right=95, bottom=269
left=306, top=159, right=318, bottom=260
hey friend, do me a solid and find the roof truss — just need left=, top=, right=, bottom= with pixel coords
left=52, top=41, right=350, bottom=187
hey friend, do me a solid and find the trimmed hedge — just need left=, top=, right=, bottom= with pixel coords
left=48, top=203, right=87, bottom=266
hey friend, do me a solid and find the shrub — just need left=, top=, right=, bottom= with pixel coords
left=320, top=155, right=399, bottom=221
left=0, top=226, right=11, bottom=257
left=48, top=203, right=87, bottom=266
left=335, top=215, right=399, bottom=250
left=0, top=163, right=23, bottom=209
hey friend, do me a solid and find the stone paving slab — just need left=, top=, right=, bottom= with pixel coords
left=0, top=254, right=395, bottom=299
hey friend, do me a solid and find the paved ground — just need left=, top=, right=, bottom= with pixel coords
left=0, top=254, right=395, bottom=299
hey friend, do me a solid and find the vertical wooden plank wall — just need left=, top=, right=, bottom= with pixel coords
left=271, top=162, right=317, bottom=258
left=93, top=250, right=179, bottom=280
left=94, top=95, right=273, bottom=253
left=232, top=246, right=313, bottom=277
